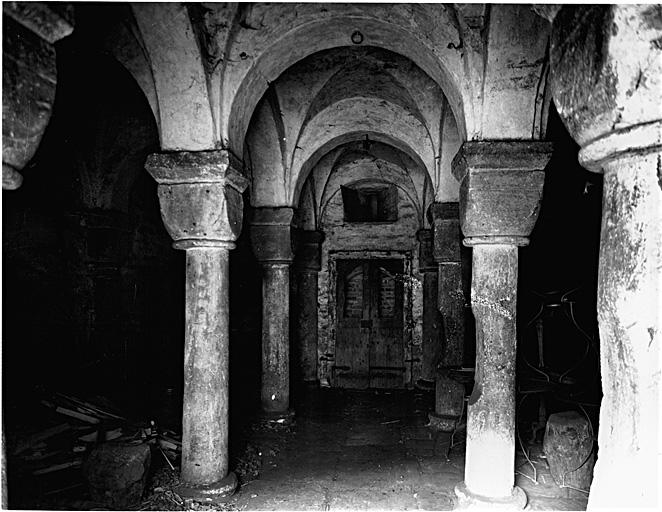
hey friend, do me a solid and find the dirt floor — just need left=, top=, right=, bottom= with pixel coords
left=223, top=388, right=589, bottom=511
left=5, top=387, right=590, bottom=510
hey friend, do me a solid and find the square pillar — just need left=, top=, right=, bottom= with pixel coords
left=451, top=141, right=552, bottom=509
left=293, top=230, right=324, bottom=384
left=250, top=207, right=295, bottom=414
left=146, top=150, right=248, bottom=501
left=416, top=228, right=442, bottom=387
left=427, top=202, right=465, bottom=368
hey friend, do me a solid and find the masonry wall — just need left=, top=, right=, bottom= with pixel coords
left=317, top=186, right=424, bottom=387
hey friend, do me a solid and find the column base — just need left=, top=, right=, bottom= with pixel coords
left=177, top=472, right=237, bottom=503
left=454, top=482, right=527, bottom=510
left=260, top=408, right=295, bottom=421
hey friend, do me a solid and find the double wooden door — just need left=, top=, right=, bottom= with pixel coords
left=335, top=259, right=405, bottom=389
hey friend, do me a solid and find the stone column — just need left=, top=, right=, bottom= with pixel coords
left=293, top=230, right=324, bottom=385
left=3, top=3, right=74, bottom=189
left=250, top=207, right=295, bottom=414
left=416, top=229, right=441, bottom=386
left=428, top=202, right=464, bottom=368
left=550, top=6, right=661, bottom=508
left=451, top=141, right=552, bottom=508
left=145, top=150, right=248, bottom=501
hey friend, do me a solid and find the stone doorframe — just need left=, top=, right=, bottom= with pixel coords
left=325, top=250, right=416, bottom=387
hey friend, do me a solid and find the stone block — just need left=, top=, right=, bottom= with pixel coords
left=543, top=411, right=595, bottom=491
left=427, top=203, right=461, bottom=263
left=145, top=150, right=248, bottom=248
left=83, top=443, right=151, bottom=509
left=451, top=141, right=552, bottom=240
left=250, top=207, right=295, bottom=263
left=434, top=368, right=465, bottom=419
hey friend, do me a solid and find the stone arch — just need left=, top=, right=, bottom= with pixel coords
left=130, top=3, right=216, bottom=150
left=290, top=98, right=436, bottom=204
left=292, top=131, right=430, bottom=209
left=227, top=13, right=471, bottom=157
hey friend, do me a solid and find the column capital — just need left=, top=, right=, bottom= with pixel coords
left=551, top=5, right=662, bottom=171
left=294, top=229, right=325, bottom=272
left=426, top=202, right=461, bottom=263
left=451, top=141, right=552, bottom=243
left=145, top=150, right=248, bottom=250
left=250, top=207, right=295, bottom=264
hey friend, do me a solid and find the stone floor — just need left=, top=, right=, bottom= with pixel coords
left=226, top=388, right=589, bottom=511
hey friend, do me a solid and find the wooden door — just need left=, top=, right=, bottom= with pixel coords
left=335, top=259, right=404, bottom=389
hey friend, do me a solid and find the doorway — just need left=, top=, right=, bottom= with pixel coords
left=334, top=259, right=405, bottom=389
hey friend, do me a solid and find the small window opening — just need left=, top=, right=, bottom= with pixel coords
left=341, top=184, right=398, bottom=222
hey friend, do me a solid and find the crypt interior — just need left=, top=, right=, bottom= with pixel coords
left=1, top=3, right=660, bottom=511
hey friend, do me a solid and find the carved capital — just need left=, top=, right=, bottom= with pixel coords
left=551, top=5, right=662, bottom=162
left=294, top=230, right=325, bottom=272
left=250, top=207, right=295, bottom=264
left=427, top=202, right=461, bottom=263
left=145, top=150, right=248, bottom=250
left=451, top=141, right=552, bottom=242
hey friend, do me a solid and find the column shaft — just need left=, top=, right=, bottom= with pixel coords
left=438, top=261, right=464, bottom=366
left=465, top=244, right=518, bottom=497
left=181, top=248, right=231, bottom=485
left=261, top=264, right=291, bottom=412
left=587, top=153, right=660, bottom=508
left=295, top=270, right=319, bottom=382
left=420, top=270, right=441, bottom=381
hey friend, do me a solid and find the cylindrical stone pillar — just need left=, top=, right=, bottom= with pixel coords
left=181, top=245, right=233, bottom=487
left=146, top=150, right=248, bottom=501
left=261, top=263, right=291, bottom=412
left=250, top=207, right=295, bottom=415
left=460, top=240, right=522, bottom=501
left=549, top=7, right=661, bottom=507
left=451, top=141, right=552, bottom=509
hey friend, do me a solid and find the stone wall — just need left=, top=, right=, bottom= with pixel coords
left=317, top=185, right=423, bottom=387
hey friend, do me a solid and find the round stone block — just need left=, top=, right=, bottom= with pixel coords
left=83, top=442, right=151, bottom=508
left=543, top=410, right=595, bottom=491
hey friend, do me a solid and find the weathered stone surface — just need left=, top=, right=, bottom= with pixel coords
left=146, top=150, right=241, bottom=495
left=433, top=369, right=465, bottom=421
left=427, top=203, right=461, bottom=263
left=550, top=7, right=661, bottom=508
left=420, top=269, right=441, bottom=382
left=543, top=411, right=595, bottom=491
left=83, top=443, right=151, bottom=508
left=416, top=229, right=436, bottom=272
left=2, top=3, right=74, bottom=189
left=464, top=244, right=520, bottom=499
left=181, top=248, right=234, bottom=490
left=3, top=2, right=74, bottom=43
left=293, top=229, right=324, bottom=271
left=427, top=203, right=465, bottom=370
left=452, top=141, right=552, bottom=241
left=551, top=5, right=662, bottom=148
left=145, top=151, right=248, bottom=249
left=293, top=230, right=324, bottom=383
left=294, top=270, right=320, bottom=383
left=261, top=264, right=291, bottom=413
left=250, top=207, right=295, bottom=263
left=437, top=263, right=465, bottom=367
